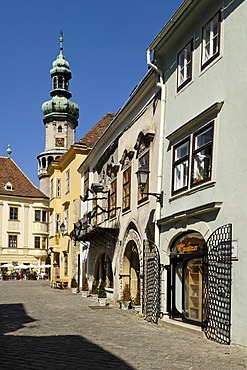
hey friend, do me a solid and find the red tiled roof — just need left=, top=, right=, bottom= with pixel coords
left=78, top=112, right=115, bottom=147
left=0, top=157, right=48, bottom=198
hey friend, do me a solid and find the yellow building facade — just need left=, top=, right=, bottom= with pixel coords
left=48, top=143, right=90, bottom=286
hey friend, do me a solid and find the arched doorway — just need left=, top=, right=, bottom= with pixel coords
left=94, top=253, right=113, bottom=288
left=167, top=231, right=205, bottom=324
left=122, top=241, right=140, bottom=302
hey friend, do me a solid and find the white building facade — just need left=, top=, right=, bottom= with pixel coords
left=76, top=70, right=162, bottom=312
left=0, top=157, right=49, bottom=269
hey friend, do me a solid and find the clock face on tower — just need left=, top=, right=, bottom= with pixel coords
left=56, top=138, right=64, bottom=147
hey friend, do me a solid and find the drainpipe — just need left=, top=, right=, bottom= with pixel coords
left=147, top=48, right=166, bottom=314
left=146, top=48, right=166, bottom=237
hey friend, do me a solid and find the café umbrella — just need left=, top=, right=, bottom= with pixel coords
left=0, top=263, right=14, bottom=268
left=15, top=264, right=29, bottom=270
left=37, top=264, right=51, bottom=268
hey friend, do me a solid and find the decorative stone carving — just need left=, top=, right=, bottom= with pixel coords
left=134, top=131, right=155, bottom=158
left=119, top=149, right=134, bottom=169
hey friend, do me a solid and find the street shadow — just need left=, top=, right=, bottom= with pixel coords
left=0, top=303, right=35, bottom=335
left=0, top=303, right=134, bottom=369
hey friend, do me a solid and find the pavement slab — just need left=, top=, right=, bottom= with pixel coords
left=0, top=280, right=247, bottom=369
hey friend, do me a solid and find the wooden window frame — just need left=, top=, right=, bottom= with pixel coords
left=172, top=138, right=190, bottom=195
left=34, top=236, right=41, bottom=249
left=122, top=166, right=131, bottom=212
left=50, top=178, right=54, bottom=199
left=172, top=122, right=214, bottom=195
left=64, top=207, right=69, bottom=233
left=9, top=207, right=18, bottom=220
left=55, top=213, right=61, bottom=233
left=65, top=169, right=70, bottom=194
left=42, top=211, right=47, bottom=223
left=8, top=235, right=17, bottom=248
left=191, top=123, right=214, bottom=186
left=35, top=210, right=41, bottom=222
left=56, top=178, right=61, bottom=197
left=109, top=178, right=117, bottom=219
left=42, top=237, right=47, bottom=249
left=84, top=170, right=89, bottom=198
left=177, top=40, right=193, bottom=91
left=201, top=11, right=221, bottom=70
left=138, top=151, right=149, bottom=204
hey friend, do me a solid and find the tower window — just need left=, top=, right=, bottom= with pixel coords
left=58, top=77, right=63, bottom=89
left=57, top=125, right=62, bottom=133
left=53, top=77, right=58, bottom=89
left=41, top=157, right=46, bottom=169
left=47, top=156, right=53, bottom=167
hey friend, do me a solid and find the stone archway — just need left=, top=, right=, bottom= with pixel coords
left=120, top=227, right=142, bottom=304
left=122, top=240, right=140, bottom=299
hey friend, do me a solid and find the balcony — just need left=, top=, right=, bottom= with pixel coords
left=71, top=208, right=120, bottom=248
left=33, top=223, right=49, bottom=233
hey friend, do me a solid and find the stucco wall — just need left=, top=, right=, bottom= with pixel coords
left=157, top=0, right=247, bottom=346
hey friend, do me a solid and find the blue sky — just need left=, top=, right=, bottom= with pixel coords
left=0, top=0, right=183, bottom=187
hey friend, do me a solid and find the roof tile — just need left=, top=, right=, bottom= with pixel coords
left=79, top=112, right=115, bottom=147
left=0, top=157, right=48, bottom=198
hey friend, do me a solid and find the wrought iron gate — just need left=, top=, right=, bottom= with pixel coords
left=202, top=224, right=232, bottom=344
left=143, top=239, right=160, bottom=323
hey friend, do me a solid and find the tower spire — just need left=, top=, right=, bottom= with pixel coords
left=59, top=30, right=63, bottom=55
left=38, top=34, right=79, bottom=196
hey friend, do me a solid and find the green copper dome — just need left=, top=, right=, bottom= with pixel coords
left=42, top=96, right=79, bottom=119
left=42, top=32, right=79, bottom=121
left=50, top=53, right=71, bottom=77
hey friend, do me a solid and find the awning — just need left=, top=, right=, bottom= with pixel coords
left=78, top=226, right=119, bottom=248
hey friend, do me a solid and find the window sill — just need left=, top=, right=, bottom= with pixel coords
left=200, top=54, right=222, bottom=76
left=169, top=180, right=216, bottom=203
left=122, top=208, right=131, bottom=216
left=176, top=78, right=194, bottom=95
left=137, top=199, right=150, bottom=208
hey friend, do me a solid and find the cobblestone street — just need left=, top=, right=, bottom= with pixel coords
left=0, top=280, right=247, bottom=369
